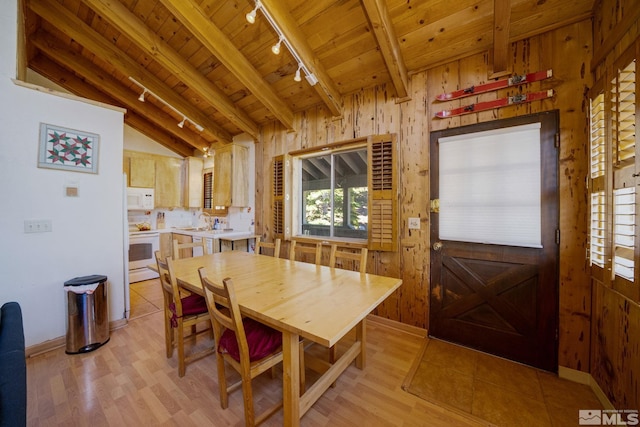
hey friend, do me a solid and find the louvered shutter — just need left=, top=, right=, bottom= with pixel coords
left=367, top=134, right=398, bottom=251
left=589, top=92, right=606, bottom=267
left=272, top=155, right=290, bottom=240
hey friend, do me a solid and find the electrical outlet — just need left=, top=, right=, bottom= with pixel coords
left=24, top=219, right=52, bottom=233
left=408, top=217, right=420, bottom=230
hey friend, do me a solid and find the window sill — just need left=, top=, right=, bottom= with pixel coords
left=291, top=235, right=368, bottom=248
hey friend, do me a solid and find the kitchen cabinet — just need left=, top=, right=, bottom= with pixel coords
left=159, top=232, right=172, bottom=259
left=214, top=144, right=248, bottom=207
left=129, top=157, right=155, bottom=188
left=183, top=157, right=203, bottom=208
left=155, top=157, right=183, bottom=208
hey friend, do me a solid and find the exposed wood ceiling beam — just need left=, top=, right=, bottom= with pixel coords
left=359, top=0, right=409, bottom=99
left=80, top=0, right=259, bottom=140
left=28, top=0, right=233, bottom=144
left=491, top=0, right=512, bottom=77
left=159, top=0, right=297, bottom=131
left=30, top=33, right=205, bottom=155
left=29, top=55, right=196, bottom=157
left=260, top=0, right=343, bottom=117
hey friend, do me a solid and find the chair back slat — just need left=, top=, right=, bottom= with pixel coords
left=172, top=238, right=208, bottom=260
left=255, top=237, right=281, bottom=258
left=289, top=239, right=321, bottom=265
left=329, top=244, right=368, bottom=273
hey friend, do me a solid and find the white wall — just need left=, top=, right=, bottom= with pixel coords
left=0, top=0, right=126, bottom=347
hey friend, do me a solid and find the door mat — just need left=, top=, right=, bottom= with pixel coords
left=401, top=338, right=602, bottom=427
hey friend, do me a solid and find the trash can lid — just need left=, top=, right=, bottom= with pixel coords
left=64, top=275, right=107, bottom=286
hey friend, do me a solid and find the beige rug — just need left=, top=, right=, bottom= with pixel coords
left=402, top=338, right=603, bottom=427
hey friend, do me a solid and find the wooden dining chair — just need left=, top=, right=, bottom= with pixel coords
left=198, top=271, right=284, bottom=427
left=172, top=238, right=209, bottom=260
left=154, top=251, right=215, bottom=377
left=329, top=244, right=369, bottom=273
left=254, top=237, right=281, bottom=258
left=289, top=239, right=322, bottom=265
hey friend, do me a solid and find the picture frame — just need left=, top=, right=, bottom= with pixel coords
left=38, top=123, right=100, bottom=174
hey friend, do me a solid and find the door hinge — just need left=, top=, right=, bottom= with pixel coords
left=430, top=199, right=440, bottom=213
left=554, top=133, right=560, bottom=148
left=556, top=229, right=560, bottom=245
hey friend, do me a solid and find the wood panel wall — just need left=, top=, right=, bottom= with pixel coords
left=590, top=0, right=640, bottom=410
left=255, top=19, right=592, bottom=370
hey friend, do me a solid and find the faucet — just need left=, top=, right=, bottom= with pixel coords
left=199, top=212, right=212, bottom=230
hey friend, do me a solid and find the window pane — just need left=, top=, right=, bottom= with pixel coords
left=334, top=150, right=367, bottom=238
left=439, top=123, right=542, bottom=248
left=301, top=149, right=368, bottom=239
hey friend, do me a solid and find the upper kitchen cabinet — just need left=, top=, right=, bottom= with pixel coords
left=214, top=144, right=248, bottom=207
left=184, top=156, right=203, bottom=208
left=155, top=156, right=183, bottom=208
left=129, top=157, right=155, bottom=188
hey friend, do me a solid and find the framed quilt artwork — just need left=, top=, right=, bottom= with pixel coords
left=38, top=123, right=100, bottom=174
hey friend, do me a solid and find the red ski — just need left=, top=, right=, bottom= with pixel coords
left=435, top=90, right=554, bottom=118
left=436, top=69, right=553, bottom=101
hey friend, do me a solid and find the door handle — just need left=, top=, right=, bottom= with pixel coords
left=432, top=241, right=443, bottom=251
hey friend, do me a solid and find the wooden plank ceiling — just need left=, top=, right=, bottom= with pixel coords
left=23, top=0, right=594, bottom=157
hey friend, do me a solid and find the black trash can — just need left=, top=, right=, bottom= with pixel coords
left=64, top=275, right=110, bottom=354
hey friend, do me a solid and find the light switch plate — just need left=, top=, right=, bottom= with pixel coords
left=24, top=219, right=52, bottom=233
left=408, top=217, right=420, bottom=230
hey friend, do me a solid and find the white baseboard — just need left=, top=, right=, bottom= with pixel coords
left=558, top=366, right=614, bottom=410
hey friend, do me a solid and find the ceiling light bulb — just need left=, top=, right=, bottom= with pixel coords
left=246, top=8, right=257, bottom=24
left=294, top=65, right=302, bottom=82
left=178, top=117, right=186, bottom=128
left=272, top=37, right=283, bottom=55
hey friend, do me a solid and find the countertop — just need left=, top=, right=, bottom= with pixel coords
left=130, top=228, right=257, bottom=240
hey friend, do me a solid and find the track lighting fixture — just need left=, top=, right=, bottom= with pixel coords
left=271, top=36, right=283, bottom=55
left=138, top=89, right=147, bottom=102
left=294, top=64, right=302, bottom=82
left=245, top=1, right=260, bottom=24
left=128, top=77, right=206, bottom=134
left=245, top=1, right=318, bottom=86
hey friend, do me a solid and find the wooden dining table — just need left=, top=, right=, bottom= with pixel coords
left=153, top=250, right=401, bottom=426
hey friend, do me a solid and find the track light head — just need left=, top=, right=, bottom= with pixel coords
left=294, top=64, right=302, bottom=82
left=246, top=1, right=260, bottom=24
left=178, top=117, right=186, bottom=128
left=272, top=36, right=283, bottom=55
left=138, top=89, right=146, bottom=102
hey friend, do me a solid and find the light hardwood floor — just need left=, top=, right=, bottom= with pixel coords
left=26, top=279, right=597, bottom=426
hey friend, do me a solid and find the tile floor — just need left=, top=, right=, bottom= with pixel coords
left=128, top=278, right=163, bottom=319
left=406, top=338, right=604, bottom=426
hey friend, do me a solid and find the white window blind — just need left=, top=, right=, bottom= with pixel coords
left=438, top=123, right=542, bottom=248
left=590, top=191, right=606, bottom=267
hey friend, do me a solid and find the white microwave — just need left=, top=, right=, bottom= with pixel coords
left=127, top=187, right=154, bottom=210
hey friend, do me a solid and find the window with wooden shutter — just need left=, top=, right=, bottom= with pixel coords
left=589, top=91, right=606, bottom=268
left=272, top=155, right=289, bottom=240
left=368, top=134, right=398, bottom=252
left=611, top=56, right=637, bottom=295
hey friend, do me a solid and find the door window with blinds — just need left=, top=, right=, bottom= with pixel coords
left=438, top=123, right=542, bottom=248
left=588, top=46, right=637, bottom=301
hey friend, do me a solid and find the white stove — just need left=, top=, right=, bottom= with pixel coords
left=128, top=231, right=159, bottom=282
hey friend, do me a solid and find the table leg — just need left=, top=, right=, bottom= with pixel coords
left=282, top=330, right=301, bottom=426
left=355, top=318, right=366, bottom=369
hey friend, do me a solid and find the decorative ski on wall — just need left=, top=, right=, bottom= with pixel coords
left=435, top=90, right=554, bottom=118
left=435, top=69, right=553, bottom=101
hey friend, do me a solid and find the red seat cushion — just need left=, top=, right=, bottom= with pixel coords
left=219, top=318, right=282, bottom=362
left=168, top=294, right=208, bottom=327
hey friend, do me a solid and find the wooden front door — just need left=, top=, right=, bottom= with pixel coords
left=429, top=112, right=559, bottom=372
